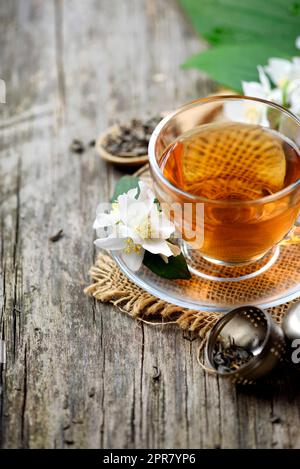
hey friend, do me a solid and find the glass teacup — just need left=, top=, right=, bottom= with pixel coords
left=149, top=96, right=300, bottom=280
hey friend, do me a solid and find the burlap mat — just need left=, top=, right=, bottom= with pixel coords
left=85, top=165, right=296, bottom=335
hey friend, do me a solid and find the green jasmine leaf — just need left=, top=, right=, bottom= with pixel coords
left=182, top=42, right=297, bottom=92
left=143, top=251, right=191, bottom=280
left=178, top=0, right=300, bottom=46
left=111, top=176, right=140, bottom=203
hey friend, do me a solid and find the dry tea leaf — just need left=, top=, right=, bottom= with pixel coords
left=49, top=229, right=64, bottom=242
left=103, top=116, right=162, bottom=158
left=70, top=139, right=85, bottom=154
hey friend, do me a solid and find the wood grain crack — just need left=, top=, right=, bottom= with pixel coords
left=0, top=214, right=5, bottom=326
left=99, top=312, right=105, bottom=448
left=0, top=205, right=5, bottom=447
left=129, top=377, right=136, bottom=445
left=54, top=0, right=66, bottom=119
left=139, top=324, right=144, bottom=439
left=0, top=107, right=53, bottom=131
left=216, top=376, right=222, bottom=448
left=184, top=361, right=190, bottom=448
left=20, top=343, right=28, bottom=447
left=12, top=158, right=21, bottom=361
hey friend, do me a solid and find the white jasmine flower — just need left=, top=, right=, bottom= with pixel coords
left=93, top=181, right=180, bottom=271
left=225, top=57, right=300, bottom=123
left=224, top=66, right=275, bottom=125
left=265, top=58, right=292, bottom=89
left=265, top=58, right=300, bottom=90
left=242, top=66, right=271, bottom=99
left=225, top=42, right=300, bottom=121
left=243, top=65, right=284, bottom=104
left=289, top=84, right=300, bottom=114
left=224, top=98, right=268, bottom=126
left=257, top=66, right=272, bottom=95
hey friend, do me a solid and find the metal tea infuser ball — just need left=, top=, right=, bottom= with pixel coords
left=202, top=301, right=300, bottom=384
left=203, top=306, right=285, bottom=384
left=282, top=302, right=300, bottom=341
left=202, top=301, right=300, bottom=383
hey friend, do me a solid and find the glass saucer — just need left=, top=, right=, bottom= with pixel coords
left=112, top=244, right=300, bottom=312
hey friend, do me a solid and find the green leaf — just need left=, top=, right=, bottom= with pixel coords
left=182, top=42, right=297, bottom=91
left=178, top=0, right=300, bottom=46
left=111, top=176, right=140, bottom=203
left=143, top=251, right=191, bottom=280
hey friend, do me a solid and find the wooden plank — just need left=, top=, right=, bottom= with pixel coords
left=1, top=0, right=300, bottom=449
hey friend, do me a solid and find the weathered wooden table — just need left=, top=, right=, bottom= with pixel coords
left=1, top=0, right=300, bottom=449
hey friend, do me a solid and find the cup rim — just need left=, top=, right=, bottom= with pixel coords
left=148, top=95, right=300, bottom=206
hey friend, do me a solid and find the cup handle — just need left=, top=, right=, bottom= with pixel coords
left=280, top=219, right=300, bottom=246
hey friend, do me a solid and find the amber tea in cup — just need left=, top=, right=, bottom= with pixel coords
left=149, top=96, right=300, bottom=278
left=159, top=121, right=300, bottom=263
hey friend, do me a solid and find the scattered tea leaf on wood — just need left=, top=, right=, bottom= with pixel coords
left=49, top=229, right=64, bottom=242
left=70, top=139, right=85, bottom=153
left=152, top=366, right=161, bottom=381
left=270, top=415, right=282, bottom=424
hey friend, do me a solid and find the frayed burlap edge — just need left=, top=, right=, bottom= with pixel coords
left=84, top=252, right=222, bottom=337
